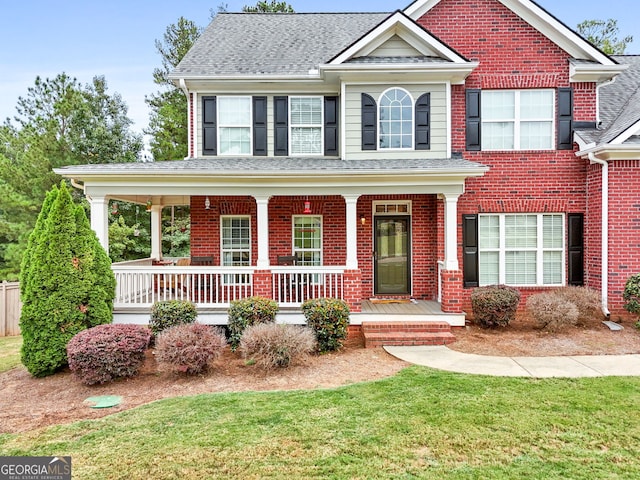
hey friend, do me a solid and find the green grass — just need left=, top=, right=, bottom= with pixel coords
left=0, top=335, right=22, bottom=372
left=1, top=366, right=640, bottom=479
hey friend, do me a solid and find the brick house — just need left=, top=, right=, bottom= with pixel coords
left=57, top=0, right=639, bottom=330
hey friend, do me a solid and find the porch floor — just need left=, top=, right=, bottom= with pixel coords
left=354, top=300, right=466, bottom=327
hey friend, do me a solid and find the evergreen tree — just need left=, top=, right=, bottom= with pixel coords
left=242, top=1, right=294, bottom=12
left=20, top=182, right=115, bottom=377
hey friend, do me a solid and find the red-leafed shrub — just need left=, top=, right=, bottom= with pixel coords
left=239, top=323, right=316, bottom=369
left=155, top=323, right=227, bottom=375
left=67, top=324, right=151, bottom=385
left=471, top=285, right=521, bottom=328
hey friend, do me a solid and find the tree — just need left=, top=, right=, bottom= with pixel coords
left=242, top=0, right=294, bottom=12
left=0, top=73, right=141, bottom=279
left=145, top=17, right=202, bottom=161
left=20, top=182, right=115, bottom=377
left=577, top=19, right=633, bottom=55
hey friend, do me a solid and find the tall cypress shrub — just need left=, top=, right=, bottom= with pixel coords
left=20, top=182, right=115, bottom=377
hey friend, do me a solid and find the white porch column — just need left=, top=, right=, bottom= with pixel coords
left=254, top=195, right=271, bottom=268
left=442, top=193, right=460, bottom=271
left=342, top=194, right=361, bottom=269
left=150, top=204, right=163, bottom=260
left=90, top=196, right=109, bottom=254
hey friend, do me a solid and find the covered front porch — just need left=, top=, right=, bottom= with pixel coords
left=56, top=157, right=488, bottom=326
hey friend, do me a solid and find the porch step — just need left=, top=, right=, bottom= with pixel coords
left=361, top=321, right=457, bottom=349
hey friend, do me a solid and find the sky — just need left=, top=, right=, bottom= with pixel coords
left=1, top=0, right=638, bottom=136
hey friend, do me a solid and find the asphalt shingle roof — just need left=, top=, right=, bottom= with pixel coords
left=171, top=13, right=391, bottom=77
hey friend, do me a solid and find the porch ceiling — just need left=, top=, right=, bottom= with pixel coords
left=55, top=157, right=488, bottom=203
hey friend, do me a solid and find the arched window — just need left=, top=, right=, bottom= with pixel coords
left=379, top=88, right=413, bottom=149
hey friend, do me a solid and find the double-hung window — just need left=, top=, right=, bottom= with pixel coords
left=221, top=216, right=251, bottom=284
left=481, top=90, right=554, bottom=150
left=218, top=96, right=252, bottom=155
left=379, top=88, right=413, bottom=149
left=478, top=213, right=564, bottom=286
left=290, top=97, right=323, bottom=155
left=293, top=216, right=322, bottom=266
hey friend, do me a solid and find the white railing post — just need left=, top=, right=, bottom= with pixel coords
left=342, top=194, right=361, bottom=270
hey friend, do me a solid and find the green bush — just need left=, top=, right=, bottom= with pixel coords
left=20, top=182, right=116, bottom=377
left=623, top=273, right=640, bottom=318
left=471, top=285, right=520, bottom=328
left=526, top=292, right=579, bottom=331
left=155, top=323, right=227, bottom=375
left=239, top=323, right=316, bottom=369
left=301, top=298, right=350, bottom=353
left=67, top=324, right=151, bottom=385
left=150, top=300, right=198, bottom=336
left=227, top=296, right=278, bottom=351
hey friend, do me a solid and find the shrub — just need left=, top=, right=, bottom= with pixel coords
left=155, top=323, right=227, bottom=375
left=552, top=286, right=603, bottom=324
left=228, top=296, right=278, bottom=351
left=239, top=323, right=317, bottom=369
left=20, top=182, right=116, bottom=378
left=526, top=292, right=580, bottom=331
left=623, top=273, right=640, bottom=318
left=470, top=285, right=521, bottom=328
left=301, top=298, right=350, bottom=352
left=150, top=300, right=198, bottom=336
left=67, top=324, right=151, bottom=385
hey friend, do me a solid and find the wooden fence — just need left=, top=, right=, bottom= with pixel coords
left=0, top=281, right=21, bottom=336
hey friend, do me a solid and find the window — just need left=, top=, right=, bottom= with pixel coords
left=379, top=88, right=413, bottom=149
left=481, top=90, right=554, bottom=150
left=293, top=216, right=322, bottom=266
left=290, top=97, right=322, bottom=155
left=221, top=216, right=251, bottom=284
left=218, top=97, right=251, bottom=155
left=478, top=214, right=564, bottom=286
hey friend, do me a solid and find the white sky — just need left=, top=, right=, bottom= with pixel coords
left=1, top=0, right=637, bottom=135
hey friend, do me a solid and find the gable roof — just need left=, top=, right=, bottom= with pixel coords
left=170, top=13, right=389, bottom=79
left=404, top=0, right=619, bottom=67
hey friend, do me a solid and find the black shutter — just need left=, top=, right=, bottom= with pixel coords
left=466, top=89, right=481, bottom=151
left=274, top=96, right=288, bottom=156
left=415, top=93, right=431, bottom=150
left=567, top=213, right=584, bottom=286
left=463, top=214, right=479, bottom=288
left=324, top=96, right=339, bottom=156
left=202, top=96, right=217, bottom=156
left=361, top=93, right=377, bottom=150
left=558, top=87, right=574, bottom=150
left=253, top=96, right=267, bottom=156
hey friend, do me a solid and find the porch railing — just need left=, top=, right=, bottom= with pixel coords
left=113, top=263, right=254, bottom=308
left=271, top=267, right=345, bottom=307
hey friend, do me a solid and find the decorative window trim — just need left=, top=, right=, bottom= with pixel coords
left=289, top=96, right=324, bottom=156
left=478, top=213, right=565, bottom=287
left=217, top=96, right=253, bottom=156
left=373, top=201, right=412, bottom=216
left=480, top=89, right=555, bottom=151
left=220, top=215, right=251, bottom=285
left=378, top=87, right=414, bottom=150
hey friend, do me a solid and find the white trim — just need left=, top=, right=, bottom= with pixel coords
left=328, top=11, right=469, bottom=66
left=378, top=87, right=415, bottom=151
left=342, top=194, right=361, bottom=269
left=372, top=200, right=412, bottom=215
left=405, top=0, right=619, bottom=67
left=191, top=92, right=197, bottom=159
left=610, top=119, right=640, bottom=145
left=340, top=82, right=347, bottom=160
left=442, top=193, right=459, bottom=271
left=445, top=81, right=452, bottom=158
left=89, top=196, right=109, bottom=254
left=254, top=196, right=270, bottom=268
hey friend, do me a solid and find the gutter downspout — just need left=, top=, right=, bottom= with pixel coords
left=589, top=153, right=611, bottom=317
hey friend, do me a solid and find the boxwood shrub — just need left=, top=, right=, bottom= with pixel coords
left=228, top=296, right=278, bottom=351
left=301, top=297, right=350, bottom=353
left=150, top=300, right=197, bottom=336
left=67, top=324, right=151, bottom=385
left=471, top=285, right=520, bottom=328
left=623, top=273, right=640, bottom=318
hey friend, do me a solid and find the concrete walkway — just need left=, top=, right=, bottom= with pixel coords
left=384, top=345, right=640, bottom=378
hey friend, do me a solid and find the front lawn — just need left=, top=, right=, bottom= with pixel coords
left=1, top=366, right=639, bottom=479
left=0, top=336, right=22, bottom=373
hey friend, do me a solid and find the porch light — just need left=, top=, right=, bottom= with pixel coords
left=146, top=198, right=152, bottom=212
left=303, top=199, right=312, bottom=214
left=360, top=214, right=366, bottom=225
left=205, top=196, right=211, bottom=210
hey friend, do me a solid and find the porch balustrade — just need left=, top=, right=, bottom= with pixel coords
left=112, top=260, right=345, bottom=309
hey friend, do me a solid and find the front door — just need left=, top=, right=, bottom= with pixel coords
left=374, top=216, right=410, bottom=295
